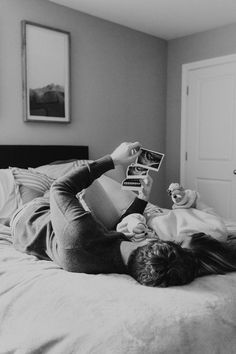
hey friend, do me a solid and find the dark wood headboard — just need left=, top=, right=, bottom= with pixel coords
left=0, top=145, right=89, bottom=168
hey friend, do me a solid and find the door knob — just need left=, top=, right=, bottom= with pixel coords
left=234, top=170, right=236, bottom=175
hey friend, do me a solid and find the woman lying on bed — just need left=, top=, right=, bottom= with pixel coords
left=117, top=180, right=236, bottom=285
left=10, top=141, right=236, bottom=288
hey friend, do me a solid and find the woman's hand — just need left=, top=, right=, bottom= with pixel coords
left=117, top=213, right=146, bottom=238
left=138, top=175, right=153, bottom=201
left=111, top=142, right=141, bottom=166
left=117, top=219, right=148, bottom=241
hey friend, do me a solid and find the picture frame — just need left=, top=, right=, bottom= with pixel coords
left=21, top=21, right=71, bottom=123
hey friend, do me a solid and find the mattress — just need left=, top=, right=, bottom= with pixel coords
left=1, top=223, right=236, bottom=354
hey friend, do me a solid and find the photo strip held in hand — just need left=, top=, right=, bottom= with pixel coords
left=121, top=148, right=165, bottom=191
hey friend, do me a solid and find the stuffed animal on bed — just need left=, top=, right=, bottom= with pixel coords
left=167, top=183, right=198, bottom=209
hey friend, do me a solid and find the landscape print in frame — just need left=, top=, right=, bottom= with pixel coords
left=22, top=21, right=70, bottom=123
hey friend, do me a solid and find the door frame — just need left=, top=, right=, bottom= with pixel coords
left=180, top=53, right=236, bottom=186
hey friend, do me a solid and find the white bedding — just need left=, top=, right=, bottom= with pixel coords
left=1, top=224, right=236, bottom=354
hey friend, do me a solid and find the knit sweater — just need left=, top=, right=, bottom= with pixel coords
left=11, top=156, right=147, bottom=274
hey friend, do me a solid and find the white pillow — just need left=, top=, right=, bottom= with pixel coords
left=11, top=167, right=55, bottom=204
left=12, top=167, right=54, bottom=193
left=0, top=169, right=20, bottom=219
left=32, top=160, right=91, bottom=179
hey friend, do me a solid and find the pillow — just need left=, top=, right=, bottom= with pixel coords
left=0, top=169, right=20, bottom=219
left=31, top=159, right=91, bottom=179
left=80, top=174, right=136, bottom=230
left=11, top=167, right=55, bottom=204
left=18, top=186, right=47, bottom=204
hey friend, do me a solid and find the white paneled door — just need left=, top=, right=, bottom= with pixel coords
left=181, top=55, right=236, bottom=221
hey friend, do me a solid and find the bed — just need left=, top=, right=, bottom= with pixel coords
left=1, top=145, right=236, bottom=354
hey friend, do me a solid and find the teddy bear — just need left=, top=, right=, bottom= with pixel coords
left=167, top=183, right=199, bottom=209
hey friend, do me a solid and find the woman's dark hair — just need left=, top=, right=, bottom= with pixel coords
left=189, top=233, right=236, bottom=277
left=127, top=240, right=196, bottom=287
left=128, top=233, right=236, bottom=287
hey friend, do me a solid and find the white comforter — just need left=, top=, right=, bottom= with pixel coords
left=1, top=224, right=236, bottom=354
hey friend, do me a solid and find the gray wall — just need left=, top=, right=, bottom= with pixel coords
left=166, top=23, right=236, bottom=206
left=0, top=0, right=167, bottom=204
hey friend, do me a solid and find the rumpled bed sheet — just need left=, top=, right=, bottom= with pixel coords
left=1, top=224, right=236, bottom=354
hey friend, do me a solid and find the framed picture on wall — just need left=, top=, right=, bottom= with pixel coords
left=21, top=21, right=71, bottom=123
